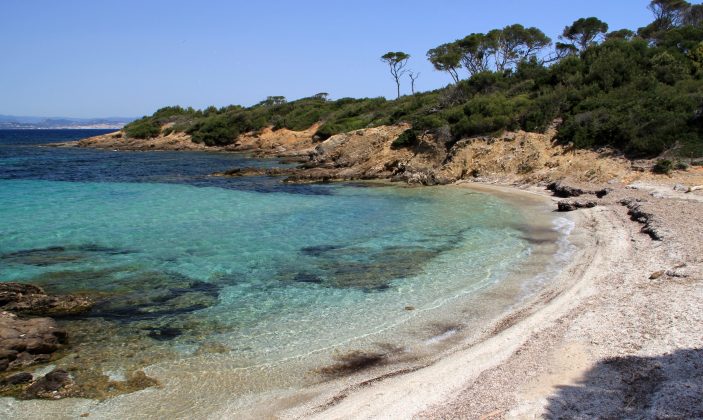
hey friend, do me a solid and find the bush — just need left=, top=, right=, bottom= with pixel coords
left=674, top=161, right=689, bottom=170
left=123, top=117, right=161, bottom=139
left=450, top=94, right=528, bottom=140
left=188, top=113, right=241, bottom=146
left=652, top=159, right=673, bottom=174
left=390, top=129, right=418, bottom=149
left=314, top=117, right=372, bottom=140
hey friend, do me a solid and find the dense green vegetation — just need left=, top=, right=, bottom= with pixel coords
left=124, top=0, right=703, bottom=157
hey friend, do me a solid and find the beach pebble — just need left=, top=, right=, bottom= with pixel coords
left=649, top=270, right=665, bottom=279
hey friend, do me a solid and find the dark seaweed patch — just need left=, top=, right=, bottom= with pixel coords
left=1, top=244, right=135, bottom=267
left=317, top=350, right=388, bottom=377
left=293, top=273, right=324, bottom=284
left=1, top=246, right=80, bottom=266
left=145, top=327, right=183, bottom=341
left=300, top=244, right=343, bottom=256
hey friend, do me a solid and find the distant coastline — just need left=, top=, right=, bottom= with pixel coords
left=0, top=115, right=133, bottom=130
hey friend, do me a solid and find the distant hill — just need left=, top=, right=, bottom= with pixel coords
left=0, top=115, right=134, bottom=129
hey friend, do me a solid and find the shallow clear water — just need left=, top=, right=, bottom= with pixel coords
left=0, top=130, right=548, bottom=415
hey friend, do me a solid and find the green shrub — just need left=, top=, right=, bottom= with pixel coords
left=652, top=159, right=673, bottom=174
left=391, top=129, right=418, bottom=149
left=314, top=117, right=372, bottom=140
left=674, top=161, right=689, bottom=170
left=188, top=113, right=241, bottom=146
left=123, top=117, right=161, bottom=139
left=450, top=94, right=528, bottom=140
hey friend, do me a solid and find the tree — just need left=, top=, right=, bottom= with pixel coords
left=456, top=33, right=493, bottom=76
left=685, top=4, right=703, bottom=26
left=426, top=43, right=462, bottom=83
left=648, top=0, right=690, bottom=28
left=562, top=17, right=609, bottom=51
left=381, top=52, right=411, bottom=99
left=606, top=29, right=636, bottom=41
left=543, top=42, right=579, bottom=64
left=640, top=0, right=692, bottom=38
left=408, top=71, right=420, bottom=94
left=258, top=96, right=287, bottom=106
left=488, top=24, right=551, bottom=71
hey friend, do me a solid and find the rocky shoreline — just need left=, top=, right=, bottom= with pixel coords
left=0, top=283, right=93, bottom=399
left=55, top=123, right=703, bottom=195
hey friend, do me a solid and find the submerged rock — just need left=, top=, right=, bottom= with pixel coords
left=22, top=369, right=74, bottom=399
left=145, top=326, right=183, bottom=341
left=290, top=245, right=443, bottom=291
left=1, top=372, right=33, bottom=385
left=293, top=273, right=324, bottom=284
left=0, top=282, right=94, bottom=317
left=87, top=274, right=220, bottom=322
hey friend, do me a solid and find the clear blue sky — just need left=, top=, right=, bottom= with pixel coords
left=1, top=0, right=654, bottom=118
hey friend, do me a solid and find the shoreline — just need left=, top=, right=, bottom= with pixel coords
left=279, top=180, right=703, bottom=419
left=1, top=181, right=585, bottom=419
left=272, top=182, right=597, bottom=419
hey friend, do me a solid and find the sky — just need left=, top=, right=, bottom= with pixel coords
left=0, top=0, right=655, bottom=118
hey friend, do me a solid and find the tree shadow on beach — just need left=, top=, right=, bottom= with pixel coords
left=545, top=348, right=703, bottom=419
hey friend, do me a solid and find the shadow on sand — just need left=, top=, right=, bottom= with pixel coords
left=545, top=348, right=703, bottom=419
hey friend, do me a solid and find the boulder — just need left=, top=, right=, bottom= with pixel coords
left=548, top=181, right=585, bottom=198
left=557, top=200, right=597, bottom=212
left=548, top=181, right=610, bottom=199
left=22, top=369, right=74, bottom=399
left=0, top=311, right=66, bottom=371
left=673, top=184, right=689, bottom=192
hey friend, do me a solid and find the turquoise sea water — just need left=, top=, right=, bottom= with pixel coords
left=0, top=130, right=556, bottom=415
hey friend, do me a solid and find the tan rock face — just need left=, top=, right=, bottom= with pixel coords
left=439, top=127, right=632, bottom=184
left=230, top=124, right=319, bottom=153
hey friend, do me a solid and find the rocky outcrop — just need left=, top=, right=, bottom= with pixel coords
left=557, top=200, right=597, bottom=212
left=0, top=282, right=90, bottom=381
left=548, top=181, right=586, bottom=198
left=0, top=282, right=93, bottom=317
left=547, top=181, right=610, bottom=199
left=65, top=122, right=641, bottom=187
left=620, top=198, right=663, bottom=241
left=0, top=311, right=66, bottom=372
left=217, top=125, right=450, bottom=185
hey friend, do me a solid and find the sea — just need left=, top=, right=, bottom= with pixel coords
left=0, top=129, right=573, bottom=418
